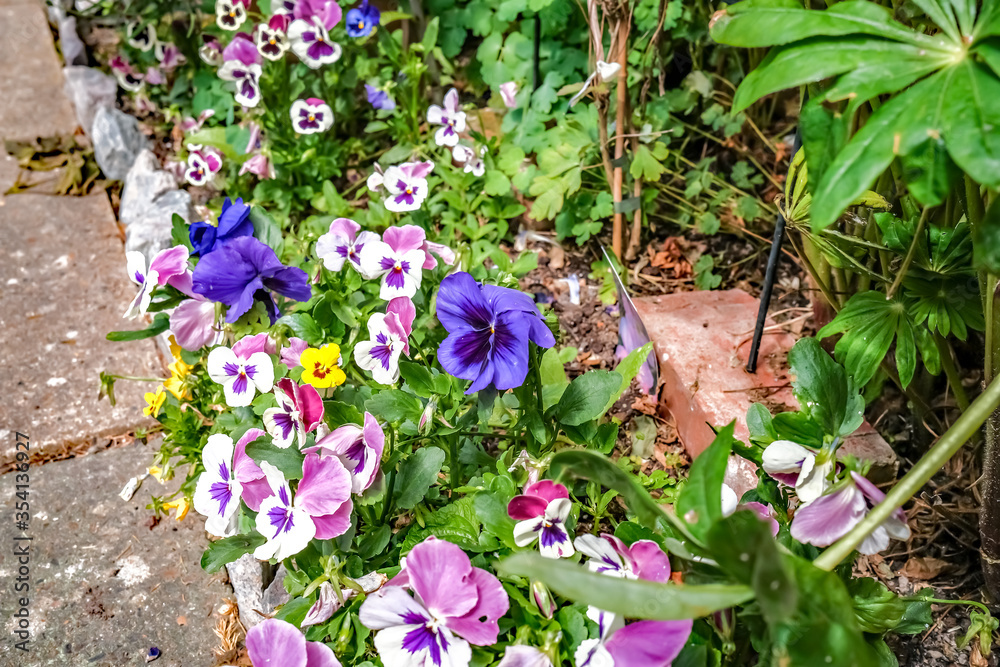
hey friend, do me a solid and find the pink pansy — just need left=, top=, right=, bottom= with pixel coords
left=316, top=217, right=381, bottom=273
left=379, top=161, right=434, bottom=213
left=192, top=434, right=243, bottom=537
left=294, top=0, right=343, bottom=29
left=499, top=646, right=552, bottom=667
left=145, top=67, right=165, bottom=85
left=184, top=144, right=223, bottom=186
left=110, top=55, right=144, bottom=91
left=720, top=483, right=780, bottom=537
left=305, top=412, right=385, bottom=494
left=354, top=311, right=410, bottom=384
left=499, top=82, right=519, bottom=109
left=170, top=297, right=223, bottom=350
left=245, top=121, right=262, bottom=153
left=218, top=60, right=262, bottom=107
left=280, top=337, right=310, bottom=368
left=233, top=428, right=274, bottom=511
left=386, top=297, right=415, bottom=346
left=200, top=36, right=223, bottom=66
left=574, top=534, right=692, bottom=667
left=246, top=617, right=343, bottom=667
left=791, top=471, right=910, bottom=555
left=761, top=440, right=831, bottom=504
left=359, top=536, right=510, bottom=667
left=291, top=97, right=334, bottom=134
left=427, top=88, right=467, bottom=147
left=358, top=238, right=425, bottom=301
left=263, top=378, right=325, bottom=449
left=509, top=481, right=575, bottom=559
left=178, top=109, right=215, bottom=133
left=158, top=43, right=185, bottom=71
left=223, top=32, right=262, bottom=65
left=240, top=154, right=274, bottom=179
left=207, top=343, right=274, bottom=407
left=288, top=16, right=342, bottom=68
left=257, top=17, right=291, bottom=60
left=381, top=224, right=454, bottom=270
left=123, top=246, right=190, bottom=319
left=233, top=332, right=277, bottom=357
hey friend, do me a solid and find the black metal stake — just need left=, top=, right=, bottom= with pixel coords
left=746, top=214, right=786, bottom=373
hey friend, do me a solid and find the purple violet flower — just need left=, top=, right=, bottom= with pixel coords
left=192, top=433, right=243, bottom=537
left=365, top=84, right=396, bottom=111
left=291, top=97, right=334, bottom=134
left=207, top=343, right=275, bottom=407
left=263, top=378, right=325, bottom=449
left=189, top=197, right=253, bottom=256
left=288, top=16, right=342, bottom=68
left=346, top=1, right=380, bottom=37
left=305, top=412, right=386, bottom=494
left=222, top=32, right=261, bottom=65
left=315, top=217, right=380, bottom=273
left=436, top=271, right=555, bottom=394
left=246, top=617, right=343, bottom=667
left=192, top=236, right=312, bottom=324
left=508, top=480, right=575, bottom=559
left=218, top=60, right=262, bottom=107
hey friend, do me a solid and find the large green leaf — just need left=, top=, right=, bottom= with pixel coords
left=551, top=370, right=622, bottom=426
left=498, top=553, right=754, bottom=620
left=394, top=446, right=447, bottom=510
left=201, top=534, right=265, bottom=572
left=941, top=60, right=1000, bottom=188
left=787, top=338, right=864, bottom=438
left=676, top=423, right=735, bottom=541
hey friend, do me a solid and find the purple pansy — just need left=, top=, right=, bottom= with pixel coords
left=215, top=0, right=248, bottom=30
left=170, top=297, right=223, bottom=351
left=291, top=97, right=334, bottom=134
left=199, top=36, right=223, bottom=66
left=123, top=245, right=190, bottom=319
left=110, top=56, right=144, bottom=91
left=315, top=217, right=381, bottom=273
left=263, top=378, right=325, bottom=449
left=436, top=271, right=556, bottom=394
left=427, top=88, right=466, bottom=147
left=294, top=0, right=343, bottom=28
left=365, top=84, right=396, bottom=111
left=381, top=224, right=455, bottom=271
left=222, top=32, right=261, bottom=66
left=353, top=305, right=414, bottom=384
left=791, top=471, right=910, bottom=555
left=605, top=249, right=658, bottom=394
left=257, top=15, right=292, bottom=60
left=288, top=16, right=342, bottom=68
left=193, top=434, right=244, bottom=537
left=369, top=161, right=434, bottom=213
left=761, top=439, right=831, bottom=504
left=359, top=536, right=509, bottom=667
left=188, top=197, right=252, bottom=256
left=346, top=0, right=380, bottom=37
left=306, top=411, right=385, bottom=494
left=145, top=67, right=165, bottom=85
left=509, top=481, right=575, bottom=559
left=157, top=43, right=184, bottom=71
left=192, top=236, right=312, bottom=324
left=207, top=343, right=275, bottom=407
left=281, top=337, right=310, bottom=369
left=184, top=145, right=223, bottom=186
left=240, top=154, right=274, bottom=179
left=218, top=60, right=262, bottom=107
left=246, top=617, right=343, bottom=667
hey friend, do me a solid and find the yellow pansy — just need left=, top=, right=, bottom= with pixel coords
left=147, top=466, right=167, bottom=483
left=300, top=343, right=347, bottom=389
left=163, top=360, right=193, bottom=400
left=162, top=496, right=191, bottom=521
left=143, top=386, right=166, bottom=416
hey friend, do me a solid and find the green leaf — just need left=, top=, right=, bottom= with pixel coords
left=249, top=206, right=284, bottom=256
left=357, top=524, right=392, bottom=559
left=606, top=342, right=654, bottom=412
left=365, top=389, right=423, bottom=423
left=940, top=61, right=1000, bottom=190
left=484, top=170, right=511, bottom=196
left=974, top=195, right=1000, bottom=272
left=552, top=370, right=622, bottom=425
left=629, top=144, right=667, bottom=181
left=276, top=313, right=323, bottom=346
left=394, top=447, right=446, bottom=510
left=499, top=552, right=754, bottom=620
left=677, top=423, right=735, bottom=540
left=787, top=338, right=864, bottom=438
left=473, top=490, right=517, bottom=547
left=107, top=313, right=170, bottom=341
left=201, top=534, right=265, bottom=572
left=846, top=577, right=909, bottom=634
left=246, top=435, right=305, bottom=480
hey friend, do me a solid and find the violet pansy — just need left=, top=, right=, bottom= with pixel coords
left=288, top=16, right=342, bottom=68
left=257, top=15, right=292, bottom=60
left=206, top=343, right=274, bottom=407
left=306, top=411, right=385, bottom=494
left=353, top=308, right=412, bottom=385
left=222, top=31, right=261, bottom=66
left=508, top=481, right=575, bottom=559
left=233, top=428, right=274, bottom=512
left=192, top=433, right=243, bottom=537
left=215, top=0, right=248, bottom=30
left=427, top=88, right=466, bottom=147
left=263, top=378, right=325, bottom=449
left=290, top=97, right=334, bottom=134
left=315, top=217, right=381, bottom=273
left=761, top=439, right=832, bottom=504
left=377, top=161, right=434, bottom=213
left=123, top=245, right=190, bottom=319
left=453, top=144, right=485, bottom=177
left=218, top=60, right=262, bottom=107
left=358, top=236, right=425, bottom=300
left=245, top=617, right=343, bottom=667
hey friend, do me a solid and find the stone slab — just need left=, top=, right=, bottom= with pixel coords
left=0, top=2, right=78, bottom=141
left=0, top=442, right=230, bottom=667
left=633, top=289, right=897, bottom=480
left=0, top=193, right=163, bottom=466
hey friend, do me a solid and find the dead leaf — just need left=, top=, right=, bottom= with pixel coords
left=898, top=557, right=949, bottom=580
left=970, top=642, right=988, bottom=667
left=548, top=245, right=565, bottom=270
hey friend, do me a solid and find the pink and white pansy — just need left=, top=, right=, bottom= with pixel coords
left=427, top=88, right=467, bottom=147
left=761, top=439, right=832, bottom=504
left=353, top=299, right=415, bottom=384
left=453, top=144, right=485, bottom=177
left=123, top=245, right=189, bottom=319
left=288, top=16, right=342, bottom=68
left=215, top=0, right=248, bottom=30
left=306, top=411, right=385, bottom=494
left=263, top=378, right=325, bottom=449
left=207, top=343, right=274, bottom=407
left=375, top=161, right=434, bottom=213
left=192, top=433, right=244, bottom=537
left=508, top=480, right=575, bottom=559
left=257, top=15, right=292, bottom=60
left=359, top=536, right=509, bottom=667
left=184, top=144, right=223, bottom=186
left=218, top=60, right=262, bottom=107
left=290, top=97, right=334, bottom=134
left=315, top=217, right=381, bottom=273
left=359, top=232, right=426, bottom=300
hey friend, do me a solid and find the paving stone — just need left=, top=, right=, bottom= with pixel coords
left=0, top=442, right=230, bottom=667
left=0, top=2, right=78, bottom=142
left=0, top=193, right=163, bottom=467
left=633, top=289, right=897, bottom=479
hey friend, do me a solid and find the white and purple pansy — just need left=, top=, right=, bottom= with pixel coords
left=452, top=144, right=485, bottom=177
left=257, top=14, right=292, bottom=60
left=109, top=56, right=144, bottom=92
left=192, top=433, right=243, bottom=537
left=215, top=0, right=248, bottom=30
left=359, top=536, right=509, bottom=667
left=499, top=81, right=519, bottom=109
left=288, top=16, right=342, bottom=68
left=508, top=481, right=575, bottom=559
left=353, top=311, right=410, bottom=385
left=290, top=97, right=334, bottom=134
left=217, top=60, right=262, bottom=107
left=315, top=217, right=381, bottom=273
left=379, top=160, right=434, bottom=213
left=306, top=411, right=386, bottom=494
left=126, top=22, right=156, bottom=51
left=207, top=344, right=275, bottom=407
left=427, top=88, right=467, bottom=147
left=123, top=245, right=189, bottom=319
left=183, top=146, right=223, bottom=186
left=358, top=238, right=425, bottom=300
left=263, top=378, right=325, bottom=449
left=761, top=439, right=832, bottom=504
left=254, top=462, right=316, bottom=561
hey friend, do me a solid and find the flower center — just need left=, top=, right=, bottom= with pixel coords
left=229, top=10, right=236, bottom=17
left=269, top=37, right=276, bottom=45
left=393, top=261, right=403, bottom=272
left=313, top=361, right=330, bottom=378
left=308, top=114, right=316, bottom=121
left=405, top=187, right=413, bottom=195
left=359, top=20, right=365, bottom=28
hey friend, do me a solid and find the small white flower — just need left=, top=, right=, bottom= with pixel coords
left=427, top=88, right=467, bottom=147
left=207, top=346, right=274, bottom=407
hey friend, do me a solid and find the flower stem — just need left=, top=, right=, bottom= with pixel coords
left=934, top=332, right=970, bottom=411
left=814, top=374, right=1000, bottom=571
left=886, top=206, right=929, bottom=300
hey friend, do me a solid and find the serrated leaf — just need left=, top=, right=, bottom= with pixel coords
left=394, top=447, right=446, bottom=510
left=201, top=534, right=265, bottom=572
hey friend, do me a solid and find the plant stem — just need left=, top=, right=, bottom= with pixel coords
left=886, top=206, right=929, bottom=300
left=814, top=374, right=1000, bottom=571
left=934, top=332, right=970, bottom=411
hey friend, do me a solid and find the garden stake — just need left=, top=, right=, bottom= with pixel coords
left=611, top=18, right=630, bottom=259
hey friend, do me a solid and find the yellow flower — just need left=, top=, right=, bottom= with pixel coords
left=162, top=496, right=191, bottom=521
left=163, top=360, right=193, bottom=400
left=143, top=386, right=166, bottom=416
left=147, top=466, right=167, bottom=483
left=168, top=334, right=184, bottom=360
left=300, top=343, right=347, bottom=389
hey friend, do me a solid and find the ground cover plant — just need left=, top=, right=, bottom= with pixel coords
left=79, top=0, right=1000, bottom=664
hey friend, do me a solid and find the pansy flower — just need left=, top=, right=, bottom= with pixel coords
left=157, top=43, right=184, bottom=71
left=721, top=483, right=780, bottom=537
left=110, top=56, right=144, bottom=91
left=427, top=88, right=467, bottom=147
left=188, top=197, right=253, bottom=256
left=170, top=297, right=223, bottom=351
left=246, top=618, right=343, bottom=667
left=436, top=272, right=556, bottom=394
left=215, top=0, right=248, bottom=30
left=218, top=60, right=262, bottom=107
left=300, top=343, right=347, bottom=389
left=499, top=81, right=518, bottom=109
left=306, top=412, right=385, bottom=494
left=295, top=0, right=343, bottom=28
left=257, top=15, right=292, bottom=60
left=239, top=154, right=274, bottom=180
left=358, top=238, right=425, bottom=300
left=199, top=36, right=224, bottom=66
left=290, top=97, right=334, bottom=134
left=254, top=454, right=353, bottom=560
left=233, top=428, right=275, bottom=511
left=359, top=536, right=509, bottom=667
left=346, top=0, right=380, bottom=37
left=192, top=236, right=312, bottom=324
left=143, top=386, right=166, bottom=417
left=274, top=0, right=300, bottom=14
left=263, top=378, right=325, bottom=449
left=184, top=145, right=224, bottom=187
left=123, top=245, right=190, bottom=319
left=508, top=481, right=575, bottom=559
left=315, top=218, right=381, bottom=273
left=761, top=439, right=832, bottom=504
left=193, top=433, right=244, bottom=537
left=498, top=647, right=553, bottom=667
left=354, top=309, right=412, bottom=385
left=207, top=343, right=275, bottom=407
left=365, top=84, right=395, bottom=111
left=453, top=144, right=485, bottom=177
left=126, top=22, right=156, bottom=51
left=222, top=31, right=261, bottom=66
left=280, top=337, right=310, bottom=369
left=791, top=471, right=910, bottom=555
left=288, top=16, right=342, bottom=68
left=378, top=160, right=435, bottom=212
